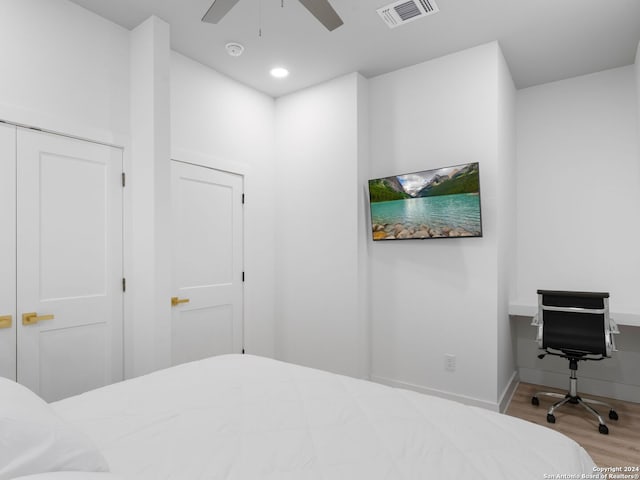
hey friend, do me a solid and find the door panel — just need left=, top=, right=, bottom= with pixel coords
left=178, top=176, right=234, bottom=287
left=38, top=322, right=107, bottom=399
left=172, top=305, right=233, bottom=366
left=171, top=161, right=243, bottom=365
left=17, top=129, right=123, bottom=401
left=39, top=153, right=107, bottom=300
left=0, top=123, right=16, bottom=381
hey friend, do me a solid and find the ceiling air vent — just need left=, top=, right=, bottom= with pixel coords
left=377, top=0, right=439, bottom=29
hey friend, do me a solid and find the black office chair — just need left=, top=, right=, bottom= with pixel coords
left=530, top=290, right=619, bottom=434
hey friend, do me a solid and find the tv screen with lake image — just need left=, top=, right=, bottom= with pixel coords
left=368, top=162, right=482, bottom=241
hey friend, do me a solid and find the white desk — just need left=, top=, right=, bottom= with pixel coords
left=509, top=301, right=640, bottom=327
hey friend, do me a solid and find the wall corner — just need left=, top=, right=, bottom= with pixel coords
left=127, top=15, right=172, bottom=378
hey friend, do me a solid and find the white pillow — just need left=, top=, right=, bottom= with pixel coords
left=13, top=474, right=123, bottom=480
left=0, top=377, right=109, bottom=480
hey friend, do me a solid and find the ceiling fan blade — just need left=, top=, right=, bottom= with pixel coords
left=202, top=0, right=241, bottom=24
left=298, top=0, right=344, bottom=31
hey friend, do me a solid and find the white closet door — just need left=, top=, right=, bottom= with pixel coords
left=17, top=129, right=123, bottom=401
left=0, top=123, right=16, bottom=381
left=171, top=161, right=244, bottom=365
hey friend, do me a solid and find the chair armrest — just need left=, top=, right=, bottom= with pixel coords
left=531, top=314, right=543, bottom=348
left=605, top=317, right=619, bottom=354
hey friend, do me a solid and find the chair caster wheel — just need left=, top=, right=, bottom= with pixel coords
left=599, top=424, right=609, bottom=435
left=531, top=397, right=539, bottom=406
left=609, top=410, right=618, bottom=421
left=546, top=413, right=556, bottom=424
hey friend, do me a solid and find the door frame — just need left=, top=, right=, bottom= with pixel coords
left=170, top=155, right=246, bottom=357
left=16, top=127, right=125, bottom=399
left=0, top=123, right=16, bottom=381
left=0, top=118, right=126, bottom=386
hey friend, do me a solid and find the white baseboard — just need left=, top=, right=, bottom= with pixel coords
left=518, top=367, right=640, bottom=404
left=370, top=375, right=501, bottom=412
left=498, top=370, right=520, bottom=413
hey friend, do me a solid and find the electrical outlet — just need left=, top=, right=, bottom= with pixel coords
left=445, top=354, right=456, bottom=372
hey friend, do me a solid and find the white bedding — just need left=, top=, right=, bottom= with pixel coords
left=52, top=355, right=595, bottom=479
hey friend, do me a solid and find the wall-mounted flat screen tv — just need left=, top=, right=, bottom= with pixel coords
left=368, top=162, right=482, bottom=241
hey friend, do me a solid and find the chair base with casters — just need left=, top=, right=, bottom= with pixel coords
left=530, top=357, right=618, bottom=435
left=531, top=290, right=620, bottom=435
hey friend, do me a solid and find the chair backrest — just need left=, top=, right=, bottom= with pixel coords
left=536, top=290, right=613, bottom=358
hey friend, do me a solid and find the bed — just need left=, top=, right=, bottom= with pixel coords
left=2, top=354, right=596, bottom=479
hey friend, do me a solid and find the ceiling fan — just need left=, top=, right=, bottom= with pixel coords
left=202, top=0, right=344, bottom=31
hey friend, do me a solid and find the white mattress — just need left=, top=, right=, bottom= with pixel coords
left=52, top=355, right=596, bottom=479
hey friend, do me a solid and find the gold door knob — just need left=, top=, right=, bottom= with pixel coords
left=0, top=315, right=12, bottom=329
left=22, top=312, right=55, bottom=325
left=171, top=297, right=190, bottom=307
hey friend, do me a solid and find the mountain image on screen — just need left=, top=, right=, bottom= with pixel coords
left=368, top=162, right=482, bottom=241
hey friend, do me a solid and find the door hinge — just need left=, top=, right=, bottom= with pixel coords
left=242, top=271, right=245, bottom=282
left=122, top=278, right=126, bottom=292
left=122, top=172, right=126, bottom=187
left=242, top=348, right=245, bottom=354
left=242, top=193, right=245, bottom=204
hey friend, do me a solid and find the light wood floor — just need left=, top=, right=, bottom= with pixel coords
left=506, top=382, right=640, bottom=468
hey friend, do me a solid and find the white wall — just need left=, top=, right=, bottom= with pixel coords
left=356, top=75, right=372, bottom=379
left=274, top=73, right=368, bottom=378
left=128, top=17, right=172, bottom=376
left=368, top=43, right=515, bottom=409
left=0, top=0, right=130, bottom=143
left=170, top=52, right=277, bottom=357
left=496, top=47, right=518, bottom=410
left=515, top=66, right=640, bottom=316
left=514, top=65, right=640, bottom=402
left=637, top=42, right=640, bottom=143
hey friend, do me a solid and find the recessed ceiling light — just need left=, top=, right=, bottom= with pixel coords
left=270, top=67, right=289, bottom=79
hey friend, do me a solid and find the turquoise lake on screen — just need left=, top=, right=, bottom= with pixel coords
left=370, top=193, right=481, bottom=232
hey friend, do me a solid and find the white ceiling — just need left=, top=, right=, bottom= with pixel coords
left=68, top=0, right=640, bottom=98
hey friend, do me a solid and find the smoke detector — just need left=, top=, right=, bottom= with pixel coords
left=377, top=0, right=439, bottom=29
left=225, top=42, right=244, bottom=57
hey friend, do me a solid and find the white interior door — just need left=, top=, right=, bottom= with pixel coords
left=17, top=129, right=123, bottom=402
left=171, top=161, right=243, bottom=365
left=0, top=123, right=16, bottom=381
